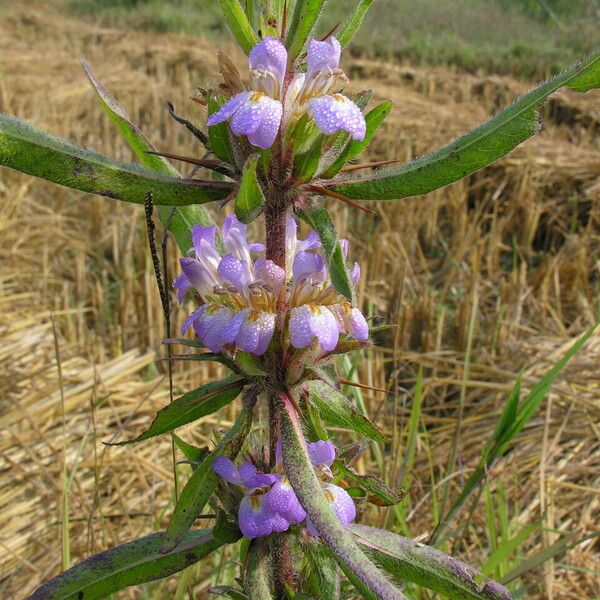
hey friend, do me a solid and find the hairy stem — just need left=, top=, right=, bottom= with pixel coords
left=265, top=193, right=293, bottom=597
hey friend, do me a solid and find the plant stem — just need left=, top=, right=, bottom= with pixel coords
left=264, top=192, right=293, bottom=597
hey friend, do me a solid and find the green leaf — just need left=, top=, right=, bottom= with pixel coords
left=243, top=540, right=273, bottom=599
left=210, top=586, right=249, bottom=599
left=307, top=380, right=386, bottom=442
left=294, top=137, right=324, bottom=182
left=352, top=524, right=512, bottom=600
left=173, top=434, right=209, bottom=465
left=332, top=47, right=600, bottom=201
left=321, top=100, right=393, bottom=178
left=279, top=395, right=407, bottom=600
left=235, top=351, right=267, bottom=376
left=304, top=541, right=340, bottom=599
left=111, top=377, right=245, bottom=445
left=217, top=0, right=259, bottom=53
left=235, top=154, right=265, bottom=224
left=337, top=0, right=375, bottom=47
left=208, top=96, right=236, bottom=165
left=297, top=205, right=354, bottom=301
left=0, top=114, right=232, bottom=207
left=28, top=529, right=222, bottom=600
left=285, top=0, right=326, bottom=61
left=335, top=462, right=404, bottom=507
left=161, top=406, right=253, bottom=552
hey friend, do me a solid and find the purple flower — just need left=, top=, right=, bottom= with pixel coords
left=305, top=483, right=357, bottom=537
left=282, top=36, right=367, bottom=141
left=309, top=93, right=366, bottom=141
left=208, top=91, right=283, bottom=149
left=208, top=37, right=287, bottom=149
left=212, top=456, right=290, bottom=539
left=304, top=440, right=357, bottom=537
left=175, top=213, right=368, bottom=356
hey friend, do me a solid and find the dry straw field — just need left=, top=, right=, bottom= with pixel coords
left=1, top=2, right=599, bottom=599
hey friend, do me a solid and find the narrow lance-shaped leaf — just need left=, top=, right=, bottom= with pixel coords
left=279, top=393, right=407, bottom=600
left=235, top=154, right=266, bottom=224
left=82, top=62, right=213, bottom=252
left=335, top=461, right=404, bottom=507
left=304, top=541, right=341, bottom=599
left=285, top=0, right=326, bottom=61
left=337, top=0, right=376, bottom=47
left=109, top=376, right=245, bottom=445
left=294, top=136, right=324, bottom=182
left=218, top=0, right=260, bottom=54
left=28, top=529, right=225, bottom=600
left=307, top=380, right=386, bottom=442
left=0, top=114, right=232, bottom=207
left=161, top=405, right=253, bottom=552
left=321, top=100, right=393, bottom=179
left=297, top=205, right=354, bottom=302
left=332, top=47, right=600, bottom=201
left=243, top=540, right=273, bottom=599
left=209, top=96, right=236, bottom=165
left=352, top=524, right=512, bottom=600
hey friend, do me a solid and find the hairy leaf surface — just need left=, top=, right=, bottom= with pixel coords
left=332, top=48, right=600, bottom=201
left=307, top=380, right=386, bottom=442
left=28, top=529, right=223, bottom=600
left=352, top=524, right=512, bottom=600
left=110, top=377, right=245, bottom=445
left=0, top=114, right=232, bottom=207
left=82, top=63, right=213, bottom=250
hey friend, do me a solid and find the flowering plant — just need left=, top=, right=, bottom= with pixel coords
left=2, top=1, right=599, bottom=599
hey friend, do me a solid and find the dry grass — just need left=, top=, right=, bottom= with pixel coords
left=1, top=2, right=599, bottom=598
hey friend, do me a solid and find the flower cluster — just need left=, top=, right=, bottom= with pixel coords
left=208, top=35, right=366, bottom=149
left=174, top=214, right=368, bottom=356
left=213, top=440, right=355, bottom=539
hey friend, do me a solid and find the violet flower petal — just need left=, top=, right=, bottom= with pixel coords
left=266, top=478, right=307, bottom=524
left=238, top=495, right=273, bottom=539
left=292, top=251, right=326, bottom=283
left=235, top=310, right=276, bottom=356
left=181, top=305, right=207, bottom=335
left=289, top=305, right=340, bottom=352
left=212, top=456, right=242, bottom=485
left=309, top=93, right=366, bottom=141
left=218, top=254, right=249, bottom=291
left=249, top=36, right=288, bottom=91
left=306, top=36, right=341, bottom=79
left=173, top=272, right=191, bottom=303
left=207, top=91, right=251, bottom=126
left=307, top=440, right=336, bottom=467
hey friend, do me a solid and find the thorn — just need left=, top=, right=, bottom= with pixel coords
left=341, top=159, right=403, bottom=172
left=146, top=150, right=234, bottom=176
left=309, top=185, right=375, bottom=215
left=320, top=21, right=341, bottom=41
left=339, top=378, right=389, bottom=394
left=166, top=101, right=209, bottom=146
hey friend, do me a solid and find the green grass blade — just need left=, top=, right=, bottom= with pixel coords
left=218, top=0, right=259, bottom=53
left=0, top=114, right=232, bottom=207
left=28, top=529, right=223, bottom=600
left=431, top=324, right=597, bottom=545
left=352, top=524, right=512, bottom=600
left=337, top=0, right=375, bottom=47
left=82, top=62, right=214, bottom=251
left=332, top=47, right=600, bottom=201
